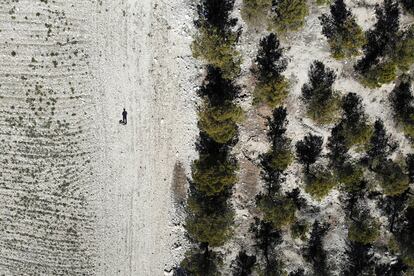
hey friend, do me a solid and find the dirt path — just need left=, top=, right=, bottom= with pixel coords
left=92, top=0, right=197, bottom=275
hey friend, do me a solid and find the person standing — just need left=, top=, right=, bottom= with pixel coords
left=122, top=108, right=128, bottom=125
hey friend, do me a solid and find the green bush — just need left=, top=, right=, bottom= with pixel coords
left=258, top=195, right=296, bottom=229
left=379, top=160, right=409, bottom=196
left=307, top=95, right=341, bottom=124
left=394, top=26, right=414, bottom=71
left=341, top=122, right=373, bottom=149
left=198, top=102, right=244, bottom=144
left=348, top=216, right=380, bottom=245
left=360, top=61, right=397, bottom=88
left=337, top=163, right=364, bottom=191
left=261, top=147, right=293, bottom=172
left=186, top=209, right=234, bottom=247
left=317, top=0, right=331, bottom=5
left=192, top=25, right=241, bottom=79
left=270, top=0, right=309, bottom=33
left=181, top=248, right=223, bottom=276
left=192, top=154, right=238, bottom=196
left=241, top=0, right=272, bottom=27
left=402, top=118, right=414, bottom=140
left=253, top=77, right=289, bottom=108
left=291, top=220, right=309, bottom=240
left=305, top=168, right=336, bottom=200
left=328, top=19, right=365, bottom=59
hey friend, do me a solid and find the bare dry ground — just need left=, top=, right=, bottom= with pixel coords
left=0, top=0, right=197, bottom=275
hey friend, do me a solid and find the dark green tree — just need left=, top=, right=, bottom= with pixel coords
left=355, top=0, right=400, bottom=74
left=320, top=0, right=365, bottom=59
left=260, top=107, right=293, bottom=174
left=296, top=133, right=323, bottom=173
left=401, top=0, right=414, bottom=14
left=396, top=205, right=414, bottom=266
left=338, top=93, right=372, bottom=148
left=231, top=250, right=257, bottom=276
left=255, top=33, right=287, bottom=82
left=342, top=241, right=375, bottom=276
left=250, top=218, right=282, bottom=269
left=302, top=61, right=339, bottom=123
left=253, top=33, right=289, bottom=108
left=389, top=75, right=414, bottom=140
left=366, top=119, right=396, bottom=170
left=305, top=221, right=330, bottom=276
left=181, top=245, right=223, bottom=276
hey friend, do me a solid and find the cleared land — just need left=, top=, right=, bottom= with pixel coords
left=0, top=0, right=196, bottom=275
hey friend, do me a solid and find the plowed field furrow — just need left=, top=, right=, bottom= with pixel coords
left=0, top=0, right=96, bottom=275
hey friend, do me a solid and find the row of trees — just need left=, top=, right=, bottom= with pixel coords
left=180, top=0, right=243, bottom=274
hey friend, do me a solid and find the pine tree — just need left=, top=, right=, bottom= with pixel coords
left=250, top=218, right=282, bottom=268
left=401, top=0, right=414, bottom=14
left=396, top=205, right=414, bottom=266
left=355, top=0, right=400, bottom=74
left=366, top=119, right=396, bottom=169
left=253, top=33, right=289, bottom=108
left=390, top=75, right=414, bottom=122
left=231, top=250, right=257, bottom=276
left=255, top=33, right=287, bottom=82
left=180, top=246, right=223, bottom=276
left=302, top=61, right=339, bottom=123
left=260, top=107, right=293, bottom=174
left=197, top=0, right=237, bottom=30
left=406, top=154, right=414, bottom=183
left=320, top=0, right=365, bottom=59
left=305, top=221, right=330, bottom=276
left=343, top=241, right=375, bottom=276
left=338, top=93, right=372, bottom=148
left=296, top=133, right=323, bottom=173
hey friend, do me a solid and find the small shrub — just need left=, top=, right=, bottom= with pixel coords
left=270, top=0, right=309, bottom=33
left=317, top=0, right=331, bottom=5
left=307, top=95, right=341, bottom=124
left=253, top=77, right=289, bottom=108
left=393, top=26, right=414, bottom=71
left=261, top=147, right=293, bottom=172
left=241, top=0, right=272, bottom=27
left=291, top=220, right=309, bottom=240
left=305, top=168, right=336, bottom=200
left=258, top=194, right=296, bottom=229
left=198, top=102, right=244, bottom=144
left=359, top=61, right=397, bottom=88
left=337, top=163, right=364, bottom=191
left=192, top=25, right=241, bottom=79
left=348, top=220, right=380, bottom=245
left=379, top=160, right=409, bottom=196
